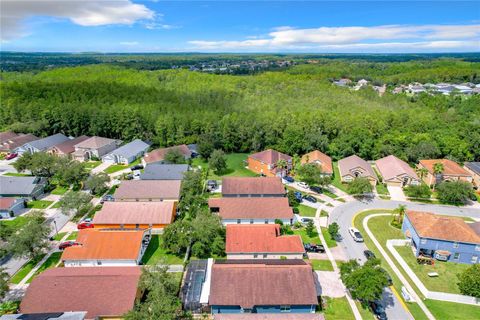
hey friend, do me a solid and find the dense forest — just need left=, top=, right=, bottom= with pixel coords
left=1, top=55, right=479, bottom=163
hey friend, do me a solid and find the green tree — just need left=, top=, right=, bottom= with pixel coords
left=287, top=190, right=299, bottom=206
left=13, top=152, right=58, bottom=178
left=436, top=181, right=476, bottom=205
left=125, top=264, right=189, bottom=320
left=162, top=220, right=193, bottom=256
left=340, top=259, right=389, bottom=305
left=457, top=264, right=480, bottom=298
left=404, top=184, right=432, bottom=199
left=347, top=177, right=373, bottom=195
left=55, top=158, right=88, bottom=187
left=276, top=159, right=288, bottom=177
left=85, top=172, right=110, bottom=195
left=328, top=222, right=340, bottom=239
left=8, top=211, right=50, bottom=260
left=177, top=171, right=205, bottom=217
left=0, top=268, right=9, bottom=300
left=59, top=191, right=93, bottom=216
left=305, top=220, right=315, bottom=238
left=208, top=149, right=227, bottom=173
left=197, top=134, right=216, bottom=159
left=393, top=204, right=407, bottom=224
left=164, top=148, right=186, bottom=164
left=296, top=163, right=326, bottom=187
left=433, top=162, right=444, bottom=188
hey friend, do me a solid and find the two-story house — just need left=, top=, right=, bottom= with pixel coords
left=222, top=177, right=285, bottom=197
left=247, top=149, right=292, bottom=177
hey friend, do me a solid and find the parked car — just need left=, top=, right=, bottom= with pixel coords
left=310, top=186, right=322, bottom=194
left=296, top=216, right=313, bottom=225
left=77, top=222, right=94, bottom=230
left=303, top=195, right=317, bottom=203
left=364, top=250, right=376, bottom=260
left=369, top=300, right=387, bottom=320
left=5, top=153, right=17, bottom=160
left=130, top=164, right=143, bottom=171
left=378, top=267, right=393, bottom=286
left=294, top=191, right=303, bottom=203
left=304, top=243, right=325, bottom=253
left=125, top=173, right=134, bottom=180
left=348, top=227, right=364, bottom=242
left=58, top=241, right=80, bottom=250
left=298, top=182, right=309, bottom=189
left=206, top=180, right=218, bottom=192
left=283, top=176, right=294, bottom=183
left=83, top=218, right=92, bottom=223
left=100, top=194, right=114, bottom=204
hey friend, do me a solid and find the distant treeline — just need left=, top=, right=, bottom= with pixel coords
left=1, top=63, right=479, bottom=163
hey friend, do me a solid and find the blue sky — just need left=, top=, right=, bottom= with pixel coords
left=1, top=1, right=479, bottom=53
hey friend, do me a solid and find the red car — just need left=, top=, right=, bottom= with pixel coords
left=5, top=153, right=17, bottom=160
left=58, top=241, right=80, bottom=250
left=77, top=222, right=94, bottom=230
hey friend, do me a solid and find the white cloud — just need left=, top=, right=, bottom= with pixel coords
left=144, top=22, right=179, bottom=30
left=120, top=41, right=139, bottom=46
left=1, top=0, right=155, bottom=41
left=189, top=24, right=480, bottom=52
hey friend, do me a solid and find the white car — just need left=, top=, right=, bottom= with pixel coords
left=297, top=182, right=309, bottom=189
left=348, top=227, right=364, bottom=242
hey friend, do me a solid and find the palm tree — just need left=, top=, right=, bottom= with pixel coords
left=433, top=162, right=444, bottom=190
left=417, top=167, right=429, bottom=180
left=394, top=204, right=407, bottom=224
left=292, top=154, right=301, bottom=175
left=276, top=159, right=288, bottom=177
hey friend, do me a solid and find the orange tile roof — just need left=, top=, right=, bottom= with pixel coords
left=249, top=149, right=292, bottom=165
left=0, top=197, right=16, bottom=210
left=226, top=224, right=304, bottom=253
left=301, top=150, right=333, bottom=174
left=222, top=177, right=285, bottom=195
left=93, top=201, right=175, bottom=225
left=406, top=210, right=480, bottom=244
left=419, top=159, right=472, bottom=177
left=208, top=197, right=293, bottom=219
left=61, top=229, right=145, bottom=261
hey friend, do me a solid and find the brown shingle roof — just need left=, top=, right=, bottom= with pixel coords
left=114, top=180, right=181, bottom=200
left=406, top=210, right=480, bottom=244
left=301, top=150, right=333, bottom=174
left=0, top=131, right=18, bottom=144
left=222, top=177, right=285, bottom=196
left=209, top=260, right=318, bottom=308
left=214, top=315, right=324, bottom=320
left=419, top=159, right=472, bottom=177
left=0, top=197, right=16, bottom=210
left=0, top=134, right=38, bottom=151
left=208, top=197, right=293, bottom=220
left=74, top=136, right=117, bottom=149
left=249, top=149, right=292, bottom=165
left=61, top=229, right=145, bottom=261
left=50, top=135, right=89, bottom=154
left=338, top=155, right=376, bottom=179
left=20, top=267, right=141, bottom=319
left=143, top=144, right=191, bottom=164
left=375, top=155, right=419, bottom=182
left=226, top=224, right=304, bottom=253
left=93, top=201, right=175, bottom=225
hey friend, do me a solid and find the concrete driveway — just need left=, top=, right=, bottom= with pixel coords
left=315, top=271, right=346, bottom=298
left=387, top=185, right=407, bottom=201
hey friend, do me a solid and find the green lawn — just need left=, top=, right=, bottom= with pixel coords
left=52, top=232, right=67, bottom=241
left=297, top=204, right=317, bottom=217
left=191, top=153, right=258, bottom=179
left=26, top=200, right=53, bottom=209
left=51, top=185, right=69, bottom=195
left=51, top=201, right=62, bottom=208
left=321, top=227, right=337, bottom=248
left=0, top=215, right=29, bottom=231
left=84, top=161, right=101, bottom=170
left=293, top=228, right=321, bottom=245
left=10, top=254, right=46, bottom=284
left=424, top=299, right=480, bottom=320
left=3, top=172, right=32, bottom=177
left=67, top=231, right=78, bottom=240
left=323, top=189, right=338, bottom=199
left=375, top=183, right=390, bottom=195
left=104, top=163, right=132, bottom=174
left=26, top=252, right=62, bottom=283
left=307, top=259, right=334, bottom=271
left=106, top=185, right=118, bottom=195
left=395, top=246, right=469, bottom=294
left=322, top=297, right=355, bottom=320
left=355, top=301, right=376, bottom=320
left=141, top=235, right=184, bottom=265
left=320, top=210, right=329, bottom=217
left=331, top=162, right=348, bottom=192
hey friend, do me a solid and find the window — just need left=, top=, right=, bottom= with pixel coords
left=471, top=255, right=478, bottom=264
left=120, top=224, right=124, bottom=229
left=265, top=219, right=269, bottom=224
left=263, top=254, right=267, bottom=258
left=97, top=261, right=102, bottom=265
left=280, top=306, right=291, bottom=313
left=475, top=245, right=480, bottom=252
left=454, top=253, right=460, bottom=260
left=420, top=238, right=427, bottom=244
left=253, top=254, right=258, bottom=258
left=237, top=219, right=241, bottom=224
left=250, top=219, right=254, bottom=224
left=135, top=224, right=139, bottom=228
left=453, top=242, right=459, bottom=249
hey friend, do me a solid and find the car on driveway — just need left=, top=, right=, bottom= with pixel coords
left=310, top=186, right=322, bottom=194
left=58, top=241, right=80, bottom=250
left=369, top=300, right=387, bottom=320
left=348, top=227, right=364, bottom=242
left=294, top=191, right=303, bottom=202
left=304, top=243, right=325, bottom=253
left=303, top=195, right=317, bottom=203
left=100, top=194, right=114, bottom=204
left=130, top=164, right=143, bottom=171
left=364, top=250, right=376, bottom=260
left=77, top=222, right=94, bottom=230
left=298, top=182, right=309, bottom=189
left=5, top=153, right=18, bottom=160
left=295, top=215, right=313, bottom=225
left=283, top=176, right=294, bottom=183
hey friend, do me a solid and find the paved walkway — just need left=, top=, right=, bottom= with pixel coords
left=387, top=185, right=407, bottom=201
left=91, top=162, right=110, bottom=174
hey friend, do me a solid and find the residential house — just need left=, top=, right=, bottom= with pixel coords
left=208, top=260, right=318, bottom=314
left=15, top=133, right=70, bottom=154
left=73, top=136, right=120, bottom=161
left=0, top=134, right=38, bottom=153
left=61, top=229, right=150, bottom=267
left=226, top=224, right=304, bottom=259
left=222, top=177, right=285, bottom=197
left=102, top=139, right=150, bottom=165
left=3, top=312, right=87, bottom=320
left=93, top=201, right=176, bottom=233
left=140, top=163, right=190, bottom=180
left=0, top=197, right=25, bottom=219
left=402, top=211, right=480, bottom=264
left=375, top=155, right=420, bottom=187
left=0, top=176, right=46, bottom=199
left=338, top=155, right=377, bottom=185
left=0, top=131, right=19, bottom=144
left=142, top=144, right=191, bottom=166
left=464, top=162, right=480, bottom=188
left=47, top=135, right=89, bottom=158
left=301, top=150, right=333, bottom=175
left=19, top=267, right=141, bottom=319
left=213, top=315, right=324, bottom=320
left=114, top=180, right=181, bottom=202
left=247, top=149, right=292, bottom=177
left=417, top=159, right=473, bottom=186
left=208, top=197, right=294, bottom=225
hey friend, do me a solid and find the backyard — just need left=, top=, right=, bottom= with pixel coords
left=141, top=235, right=184, bottom=265
left=191, top=153, right=258, bottom=179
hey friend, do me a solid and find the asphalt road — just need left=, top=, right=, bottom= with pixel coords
left=330, top=198, right=480, bottom=320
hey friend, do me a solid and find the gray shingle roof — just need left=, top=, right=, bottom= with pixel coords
left=107, top=139, right=149, bottom=159
left=28, top=133, right=69, bottom=151
left=465, top=162, right=480, bottom=175
left=140, top=164, right=189, bottom=180
left=0, top=176, right=43, bottom=195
